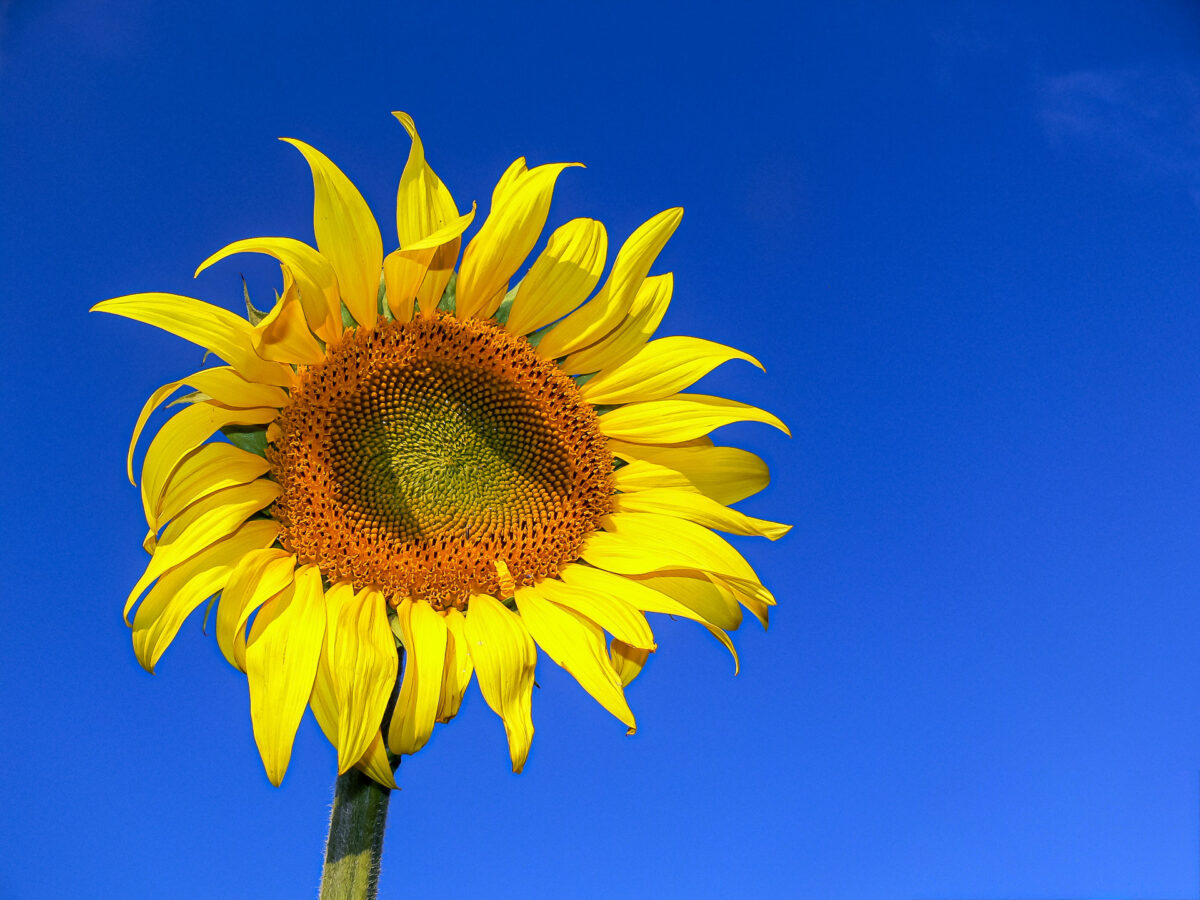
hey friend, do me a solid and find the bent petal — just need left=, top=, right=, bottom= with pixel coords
left=387, top=599, right=448, bottom=758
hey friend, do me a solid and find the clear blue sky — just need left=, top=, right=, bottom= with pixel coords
left=3, top=1, right=1200, bottom=897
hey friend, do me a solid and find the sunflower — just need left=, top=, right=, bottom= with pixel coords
left=93, top=113, right=789, bottom=788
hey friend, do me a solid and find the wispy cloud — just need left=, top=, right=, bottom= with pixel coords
left=1040, top=65, right=1200, bottom=199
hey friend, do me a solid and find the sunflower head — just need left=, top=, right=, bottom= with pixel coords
left=93, top=112, right=789, bottom=787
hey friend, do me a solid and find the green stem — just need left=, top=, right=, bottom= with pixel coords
left=319, top=768, right=392, bottom=900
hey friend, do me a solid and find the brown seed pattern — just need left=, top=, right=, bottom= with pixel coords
left=268, top=313, right=613, bottom=610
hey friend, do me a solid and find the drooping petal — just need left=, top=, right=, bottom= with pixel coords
left=437, top=608, right=474, bottom=723
left=631, top=572, right=743, bottom=631
left=246, top=565, right=327, bottom=786
left=609, top=441, right=771, bottom=506
left=387, top=599, right=449, bottom=758
left=559, top=564, right=741, bottom=670
left=536, top=208, right=683, bottom=360
left=456, top=161, right=581, bottom=319
left=598, top=394, right=789, bottom=443
left=325, top=586, right=399, bottom=773
left=196, top=237, right=342, bottom=341
left=215, top=548, right=296, bottom=671
left=563, top=273, right=673, bottom=375
left=155, top=444, right=271, bottom=536
left=581, top=336, right=764, bottom=405
left=282, top=138, right=383, bottom=328
left=130, top=518, right=280, bottom=671
left=138, top=403, right=277, bottom=527
left=463, top=592, right=536, bottom=772
left=126, top=480, right=281, bottom=623
left=515, top=586, right=636, bottom=731
left=91, top=293, right=291, bottom=387
left=505, top=218, right=607, bottom=335
left=310, top=617, right=397, bottom=790
left=532, top=576, right=656, bottom=650
left=613, top=488, right=791, bottom=540
left=610, top=640, right=650, bottom=687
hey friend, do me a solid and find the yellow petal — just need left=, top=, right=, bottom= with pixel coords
left=613, top=488, right=791, bottom=540
left=387, top=599, right=448, bottom=757
left=584, top=512, right=776, bottom=616
left=630, top=572, right=743, bottom=631
left=128, top=367, right=285, bottom=487
left=92, top=293, right=290, bottom=387
left=138, top=402, right=277, bottom=527
left=384, top=206, right=476, bottom=321
left=126, top=480, right=281, bottom=623
left=463, top=592, right=536, bottom=772
left=610, top=640, right=650, bottom=687
left=609, top=441, right=770, bottom=506
left=324, top=586, right=399, bottom=773
left=310, top=619, right=397, bottom=789
left=598, top=394, right=789, bottom=443
left=536, top=208, right=683, bottom=360
left=581, top=336, right=763, bottom=405
left=251, top=273, right=326, bottom=365
left=491, top=157, right=527, bottom=206
left=156, top=443, right=271, bottom=534
left=282, top=138, right=383, bottom=328
left=559, top=565, right=742, bottom=671
left=563, top=273, right=672, bottom=375
left=196, top=237, right=342, bottom=341
left=393, top=111, right=462, bottom=247
left=457, top=161, right=581, bottom=319
left=417, top=239, right=461, bottom=315
left=505, top=218, right=607, bottom=335
left=516, top=587, right=635, bottom=731
left=532, top=576, right=656, bottom=650
left=130, top=518, right=280, bottom=671
left=246, top=564, right=327, bottom=786
left=581, top=511, right=766, bottom=588
left=215, top=548, right=295, bottom=672
left=437, top=608, right=474, bottom=723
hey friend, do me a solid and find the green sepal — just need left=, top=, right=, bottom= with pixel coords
left=573, top=372, right=596, bottom=388
left=341, top=302, right=357, bottom=330
left=437, top=271, right=457, bottom=315
left=222, top=424, right=269, bottom=458
left=243, top=277, right=270, bottom=326
left=377, top=271, right=393, bottom=321
left=491, top=280, right=522, bottom=327
left=525, top=321, right=552, bottom=349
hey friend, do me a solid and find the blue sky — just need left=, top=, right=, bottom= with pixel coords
left=4, top=1, right=1200, bottom=897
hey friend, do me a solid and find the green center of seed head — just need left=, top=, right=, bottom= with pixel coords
left=326, top=357, right=570, bottom=541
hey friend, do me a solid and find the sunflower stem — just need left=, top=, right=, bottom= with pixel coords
left=320, top=768, right=391, bottom=900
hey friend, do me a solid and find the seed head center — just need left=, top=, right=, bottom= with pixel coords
left=268, top=314, right=613, bottom=609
